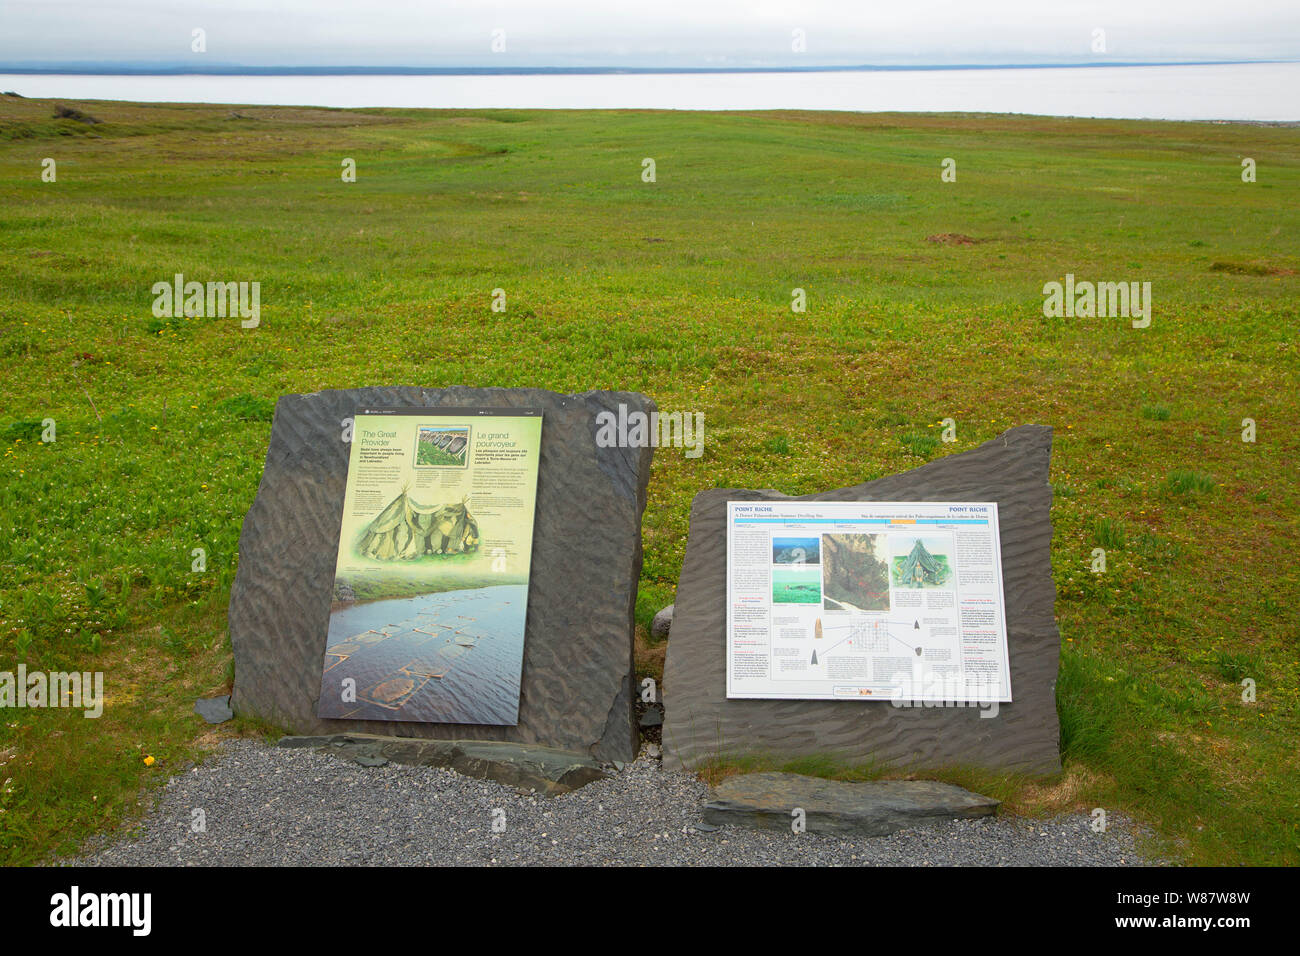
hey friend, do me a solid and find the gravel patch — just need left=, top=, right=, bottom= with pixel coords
left=71, top=739, right=1154, bottom=866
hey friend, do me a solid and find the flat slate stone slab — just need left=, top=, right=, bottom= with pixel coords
left=193, top=694, right=233, bottom=724
left=703, top=772, right=999, bottom=836
left=278, top=733, right=608, bottom=795
left=662, top=425, right=1061, bottom=775
left=230, top=386, right=654, bottom=763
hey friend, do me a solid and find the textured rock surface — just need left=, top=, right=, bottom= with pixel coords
left=193, top=695, right=233, bottom=724
left=704, top=772, right=999, bottom=836
left=651, top=604, right=674, bottom=640
left=278, top=734, right=608, bottom=795
left=662, top=425, right=1061, bottom=775
left=230, top=386, right=654, bottom=763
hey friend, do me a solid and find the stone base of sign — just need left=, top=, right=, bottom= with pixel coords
left=662, top=425, right=1062, bottom=776
left=229, top=386, right=654, bottom=764
left=703, top=772, right=999, bottom=836
left=278, top=734, right=608, bottom=795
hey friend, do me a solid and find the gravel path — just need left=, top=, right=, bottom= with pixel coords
left=72, top=740, right=1153, bottom=866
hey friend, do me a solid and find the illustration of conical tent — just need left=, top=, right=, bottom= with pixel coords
left=900, top=539, right=943, bottom=584
left=357, top=489, right=480, bottom=561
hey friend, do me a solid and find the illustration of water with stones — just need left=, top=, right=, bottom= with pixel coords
left=318, top=585, right=528, bottom=725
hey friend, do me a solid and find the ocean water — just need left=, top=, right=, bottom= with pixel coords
left=318, top=584, right=528, bottom=726
left=2, top=63, right=1297, bottom=120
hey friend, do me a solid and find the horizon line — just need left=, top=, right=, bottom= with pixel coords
left=0, top=58, right=1294, bottom=77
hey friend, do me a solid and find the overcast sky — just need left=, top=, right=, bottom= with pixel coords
left=2, top=0, right=1298, bottom=68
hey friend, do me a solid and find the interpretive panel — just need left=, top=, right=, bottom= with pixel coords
left=317, top=407, right=543, bottom=725
left=726, top=500, right=1011, bottom=703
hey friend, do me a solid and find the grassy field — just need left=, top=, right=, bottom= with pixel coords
left=0, top=95, right=1297, bottom=865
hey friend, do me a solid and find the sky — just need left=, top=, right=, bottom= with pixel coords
left=2, top=0, right=1298, bottom=69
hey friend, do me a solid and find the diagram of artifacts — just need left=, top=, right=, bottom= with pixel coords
left=726, top=500, right=1012, bottom=703
left=317, top=406, right=543, bottom=725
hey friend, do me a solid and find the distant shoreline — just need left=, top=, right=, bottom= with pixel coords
left=0, top=59, right=1291, bottom=76
left=5, top=63, right=1293, bottom=122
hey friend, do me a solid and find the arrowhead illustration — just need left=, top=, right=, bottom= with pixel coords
left=914, top=619, right=920, bottom=629
left=810, top=650, right=818, bottom=665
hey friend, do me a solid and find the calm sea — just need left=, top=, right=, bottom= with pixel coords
left=319, top=585, right=528, bottom=726
left=2, top=62, right=1297, bottom=120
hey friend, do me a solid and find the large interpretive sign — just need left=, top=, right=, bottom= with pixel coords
left=317, top=407, right=543, bottom=725
left=726, top=500, right=1011, bottom=703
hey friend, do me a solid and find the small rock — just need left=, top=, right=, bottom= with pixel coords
left=53, top=104, right=102, bottom=124
left=639, top=707, right=663, bottom=728
left=353, top=754, right=388, bottom=768
left=193, top=695, right=233, bottom=724
left=651, top=605, right=674, bottom=640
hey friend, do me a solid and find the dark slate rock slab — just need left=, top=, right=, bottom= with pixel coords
left=230, top=386, right=654, bottom=763
left=662, top=425, right=1061, bottom=775
left=278, top=733, right=609, bottom=795
left=193, top=694, right=233, bottom=724
left=703, top=772, right=999, bottom=836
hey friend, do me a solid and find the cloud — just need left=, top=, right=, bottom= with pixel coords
left=1, top=0, right=1297, bottom=67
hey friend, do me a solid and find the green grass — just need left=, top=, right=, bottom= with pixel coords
left=1163, top=469, right=1217, bottom=496
left=899, top=429, right=942, bottom=458
left=216, top=394, right=275, bottom=423
left=1092, top=516, right=1127, bottom=550
left=344, top=558, right=523, bottom=602
left=413, top=444, right=465, bottom=467
left=0, top=97, right=1297, bottom=865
